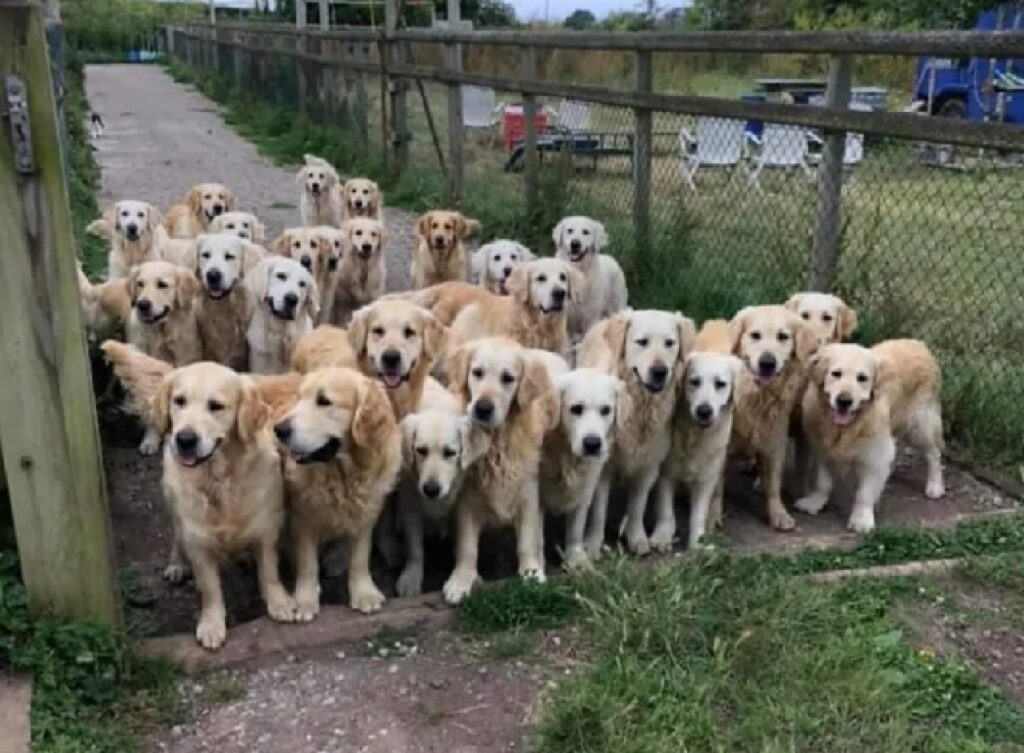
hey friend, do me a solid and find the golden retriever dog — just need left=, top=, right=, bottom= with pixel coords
left=578, top=310, right=695, bottom=556
left=382, top=282, right=494, bottom=327
left=796, top=340, right=944, bottom=533
left=552, top=215, right=628, bottom=339
left=164, top=183, right=234, bottom=239
left=274, top=368, right=402, bottom=618
left=441, top=337, right=557, bottom=604
left=471, top=239, right=534, bottom=295
left=272, top=227, right=336, bottom=309
left=184, top=234, right=267, bottom=370
left=394, top=381, right=489, bottom=597
left=88, top=200, right=166, bottom=279
left=411, top=210, right=480, bottom=289
left=346, top=299, right=448, bottom=419
left=449, top=258, right=583, bottom=358
left=152, top=361, right=296, bottom=650
left=339, top=177, right=384, bottom=223
left=540, top=368, right=620, bottom=570
left=332, top=218, right=387, bottom=326
left=291, top=325, right=359, bottom=373
left=297, top=154, right=341, bottom=227
left=652, top=350, right=742, bottom=551
left=785, top=292, right=858, bottom=347
left=311, top=226, right=345, bottom=324
left=728, top=305, right=818, bottom=530
left=245, top=256, right=319, bottom=374
left=209, top=211, right=266, bottom=244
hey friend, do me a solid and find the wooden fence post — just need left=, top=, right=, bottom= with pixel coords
left=808, top=54, right=853, bottom=291
left=0, top=3, right=120, bottom=626
left=385, top=0, right=408, bottom=175
left=445, top=0, right=464, bottom=204
left=522, top=46, right=538, bottom=223
left=633, top=49, right=653, bottom=261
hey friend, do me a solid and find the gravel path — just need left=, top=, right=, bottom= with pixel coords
left=85, top=64, right=416, bottom=291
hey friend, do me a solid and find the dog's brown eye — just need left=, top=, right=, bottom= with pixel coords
left=202, top=252, right=211, bottom=259
left=137, top=212, right=145, bottom=219
left=600, top=405, right=612, bottom=417
left=500, top=372, right=516, bottom=386
left=566, top=228, right=574, bottom=234
left=276, top=272, right=287, bottom=281
left=298, top=281, right=307, bottom=289
left=801, top=312, right=810, bottom=320
left=583, top=229, right=590, bottom=235
left=856, top=373, right=869, bottom=384
left=173, top=395, right=186, bottom=407
left=689, top=377, right=701, bottom=388
left=225, top=253, right=235, bottom=261
left=750, top=331, right=762, bottom=341
left=371, top=326, right=385, bottom=338
left=310, top=241, right=317, bottom=248
left=636, top=338, right=649, bottom=347
left=355, top=230, right=363, bottom=236
left=204, top=194, right=212, bottom=200
left=560, top=273, right=567, bottom=282
left=156, top=280, right=169, bottom=290
left=665, top=339, right=676, bottom=348
left=404, top=327, right=417, bottom=339
left=822, top=314, right=834, bottom=322
left=293, top=241, right=301, bottom=248
left=315, top=392, right=331, bottom=407
left=831, top=369, right=842, bottom=379
left=471, top=367, right=484, bottom=380
left=442, top=447, right=457, bottom=459
left=777, top=332, right=790, bottom=343
left=416, top=446, right=428, bottom=458
left=714, top=378, right=728, bottom=391
left=208, top=399, right=224, bottom=412
left=537, top=275, right=547, bottom=283
left=227, top=223, right=235, bottom=230
left=570, top=404, right=584, bottom=416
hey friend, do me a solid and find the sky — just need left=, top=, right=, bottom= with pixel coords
left=511, top=0, right=640, bottom=22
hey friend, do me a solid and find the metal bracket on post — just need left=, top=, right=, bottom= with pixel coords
left=4, top=75, right=35, bottom=174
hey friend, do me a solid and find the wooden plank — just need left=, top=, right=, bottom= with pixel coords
left=318, top=0, right=329, bottom=30
left=521, top=46, right=538, bottom=223
left=385, top=0, right=408, bottom=173
left=633, top=49, right=653, bottom=260
left=808, top=54, right=853, bottom=291
left=174, top=29, right=1024, bottom=152
left=0, top=674, right=31, bottom=753
left=444, top=0, right=464, bottom=204
left=0, top=5, right=120, bottom=625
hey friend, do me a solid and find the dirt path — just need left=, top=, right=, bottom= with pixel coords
left=85, top=64, right=416, bottom=291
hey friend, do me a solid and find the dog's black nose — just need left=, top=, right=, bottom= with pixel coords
left=551, top=288, right=566, bottom=303
left=570, top=239, right=582, bottom=251
left=353, top=199, right=364, bottom=208
left=381, top=349, right=401, bottom=370
left=757, top=353, right=777, bottom=375
left=125, top=224, right=139, bottom=239
left=136, top=299, right=152, bottom=313
left=212, top=204, right=224, bottom=216
left=361, top=243, right=373, bottom=254
left=649, top=362, right=669, bottom=384
left=273, top=421, right=292, bottom=442
left=175, top=430, right=198, bottom=453
left=582, top=434, right=603, bottom=456
left=503, top=266, right=513, bottom=278
left=300, top=256, right=312, bottom=270
left=328, top=257, right=339, bottom=271
left=310, top=182, right=320, bottom=193
left=836, top=394, right=854, bottom=411
left=205, top=268, right=223, bottom=287
left=695, top=403, right=713, bottom=423
left=421, top=479, right=442, bottom=499
left=283, top=292, right=299, bottom=308
left=474, top=398, right=495, bottom=422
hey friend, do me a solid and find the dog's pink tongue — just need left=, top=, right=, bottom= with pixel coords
left=382, top=373, right=402, bottom=389
left=177, top=455, right=198, bottom=468
left=754, top=373, right=774, bottom=387
left=831, top=410, right=855, bottom=427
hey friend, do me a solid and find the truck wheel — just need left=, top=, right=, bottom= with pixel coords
left=936, top=98, right=967, bottom=119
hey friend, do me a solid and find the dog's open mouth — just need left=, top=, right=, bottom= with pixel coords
left=633, top=367, right=665, bottom=394
left=568, top=249, right=588, bottom=262
left=498, top=280, right=509, bottom=295
left=432, top=239, right=450, bottom=251
left=175, top=440, right=220, bottom=469
left=138, top=306, right=170, bottom=324
left=293, top=437, right=342, bottom=464
left=268, top=301, right=297, bottom=321
left=378, top=364, right=412, bottom=390
left=206, top=285, right=231, bottom=300
left=830, top=405, right=857, bottom=426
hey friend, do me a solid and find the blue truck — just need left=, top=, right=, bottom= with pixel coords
left=913, top=3, right=1024, bottom=125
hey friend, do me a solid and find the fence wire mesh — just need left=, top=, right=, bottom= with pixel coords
left=172, top=25, right=1024, bottom=467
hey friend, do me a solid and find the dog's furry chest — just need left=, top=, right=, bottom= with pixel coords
left=128, top=313, right=201, bottom=366
left=416, top=244, right=464, bottom=285
left=467, top=416, right=542, bottom=524
left=670, top=412, right=733, bottom=485
left=612, top=382, right=675, bottom=477
left=540, top=432, right=599, bottom=514
left=247, top=311, right=309, bottom=372
left=198, top=292, right=250, bottom=370
left=732, top=368, right=804, bottom=452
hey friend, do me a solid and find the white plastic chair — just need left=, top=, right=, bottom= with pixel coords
left=747, top=124, right=815, bottom=192
left=678, top=117, right=746, bottom=192
left=557, top=98, right=592, bottom=132
left=808, top=101, right=871, bottom=167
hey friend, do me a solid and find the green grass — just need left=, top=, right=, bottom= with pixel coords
left=66, top=54, right=108, bottom=277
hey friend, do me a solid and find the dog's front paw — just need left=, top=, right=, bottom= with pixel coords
left=583, top=535, right=605, bottom=562
left=563, top=547, right=592, bottom=572
left=794, top=493, right=829, bottom=516
left=769, top=505, right=796, bottom=532
left=195, top=611, right=227, bottom=651
left=649, top=524, right=675, bottom=554
left=848, top=507, right=876, bottom=534
left=139, top=433, right=162, bottom=456
left=265, top=589, right=298, bottom=623
left=925, top=479, right=945, bottom=500
left=519, top=564, right=547, bottom=584
left=624, top=527, right=650, bottom=556
left=162, top=563, right=191, bottom=584
left=443, top=569, right=478, bottom=605
left=395, top=563, right=424, bottom=598
left=294, top=584, right=320, bottom=622
left=349, top=579, right=385, bottom=614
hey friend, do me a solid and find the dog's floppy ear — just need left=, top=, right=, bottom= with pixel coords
left=305, top=275, right=321, bottom=322
left=347, top=306, right=370, bottom=356
left=241, top=242, right=267, bottom=277
left=223, top=187, right=235, bottom=211
left=505, top=264, right=531, bottom=305
left=146, top=204, right=163, bottom=232
left=516, top=242, right=535, bottom=262
left=551, top=218, right=566, bottom=249
left=295, top=165, right=308, bottom=187
left=577, top=311, right=630, bottom=371
left=516, top=356, right=554, bottom=413
left=784, top=293, right=804, bottom=314
left=416, top=212, right=433, bottom=239
left=807, top=346, right=831, bottom=388
left=399, top=413, right=420, bottom=467
left=421, top=311, right=449, bottom=362
left=272, top=232, right=291, bottom=255
left=872, top=350, right=894, bottom=401
left=593, top=219, right=609, bottom=251
left=236, top=377, right=269, bottom=443
left=246, top=257, right=274, bottom=300
left=186, top=186, right=203, bottom=215
left=727, top=307, right=754, bottom=355
left=470, top=247, right=488, bottom=281
left=175, top=268, right=201, bottom=308
left=252, top=218, right=266, bottom=243
left=126, top=266, right=141, bottom=305
left=675, top=313, right=697, bottom=363
left=444, top=343, right=473, bottom=405
left=183, top=236, right=203, bottom=275
left=351, top=379, right=395, bottom=449
left=458, top=415, right=490, bottom=470
left=567, top=264, right=586, bottom=306
left=152, top=373, right=174, bottom=437
left=793, top=317, right=820, bottom=365
left=836, top=301, right=858, bottom=341
left=614, top=376, right=631, bottom=431
left=456, top=214, right=481, bottom=240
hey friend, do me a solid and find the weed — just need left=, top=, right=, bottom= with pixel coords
left=483, top=631, right=536, bottom=660
left=459, top=578, right=579, bottom=634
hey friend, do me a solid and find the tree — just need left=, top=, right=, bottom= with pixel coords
left=564, top=8, right=596, bottom=29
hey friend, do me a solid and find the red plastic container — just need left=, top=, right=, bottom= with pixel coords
left=502, top=105, right=548, bottom=151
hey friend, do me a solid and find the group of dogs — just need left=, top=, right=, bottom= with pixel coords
left=78, top=153, right=946, bottom=651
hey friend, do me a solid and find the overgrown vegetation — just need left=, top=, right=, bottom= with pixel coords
left=62, top=0, right=204, bottom=62
left=66, top=51, right=107, bottom=277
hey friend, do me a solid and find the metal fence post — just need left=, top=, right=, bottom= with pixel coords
left=385, top=0, right=408, bottom=175
left=522, top=46, right=538, bottom=223
left=445, top=0, right=465, bottom=204
left=808, top=54, right=853, bottom=291
left=633, top=49, right=653, bottom=261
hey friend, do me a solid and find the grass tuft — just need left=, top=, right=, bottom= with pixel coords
left=459, top=578, right=579, bottom=634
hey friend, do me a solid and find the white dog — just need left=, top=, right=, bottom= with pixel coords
left=297, top=154, right=342, bottom=227
left=209, top=211, right=267, bottom=244
left=245, top=256, right=319, bottom=374
left=552, top=216, right=627, bottom=339
left=471, top=239, right=534, bottom=295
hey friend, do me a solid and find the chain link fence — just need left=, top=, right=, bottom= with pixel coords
left=170, top=23, right=1024, bottom=469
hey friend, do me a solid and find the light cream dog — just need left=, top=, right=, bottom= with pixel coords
left=471, top=239, right=534, bottom=295
left=274, top=367, right=401, bottom=619
left=540, top=368, right=620, bottom=570
left=297, top=154, right=342, bottom=227
left=332, top=218, right=387, bottom=326
left=291, top=325, right=359, bottom=373
left=273, top=227, right=337, bottom=320
left=338, top=177, right=385, bottom=223
left=209, top=211, right=267, bottom=244
left=164, top=183, right=234, bottom=239
left=652, top=349, right=741, bottom=551
left=552, top=215, right=628, bottom=339
left=448, top=258, right=583, bottom=358
left=728, top=305, right=818, bottom=531
left=796, top=340, right=945, bottom=533
left=785, top=292, right=858, bottom=347
left=411, top=210, right=480, bottom=289
left=441, top=337, right=557, bottom=604
left=578, top=310, right=695, bottom=556
left=88, top=200, right=167, bottom=279
left=245, top=256, right=319, bottom=374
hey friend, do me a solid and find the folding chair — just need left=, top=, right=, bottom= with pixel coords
left=747, top=124, right=815, bottom=192
left=556, top=98, right=592, bottom=132
left=461, top=85, right=503, bottom=144
left=678, top=117, right=747, bottom=192
left=807, top=101, right=871, bottom=167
